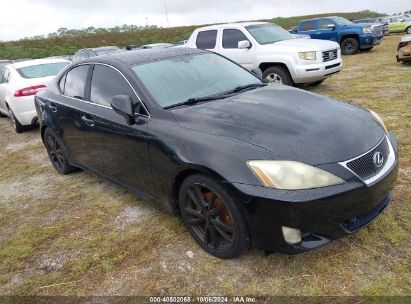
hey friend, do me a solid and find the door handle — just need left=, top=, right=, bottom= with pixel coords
left=48, top=103, right=58, bottom=113
left=81, top=115, right=95, bottom=127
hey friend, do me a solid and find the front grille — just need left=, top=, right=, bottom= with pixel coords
left=322, top=49, right=338, bottom=62
left=372, top=25, right=383, bottom=35
left=346, top=137, right=390, bottom=180
left=341, top=193, right=391, bottom=233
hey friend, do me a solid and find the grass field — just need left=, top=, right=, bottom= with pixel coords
left=0, top=35, right=410, bottom=296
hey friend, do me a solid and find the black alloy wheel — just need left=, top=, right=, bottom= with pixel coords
left=179, top=174, right=249, bottom=259
left=44, top=128, right=75, bottom=174
left=341, top=38, right=359, bottom=55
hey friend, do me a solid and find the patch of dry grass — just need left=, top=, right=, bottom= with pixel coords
left=0, top=35, right=410, bottom=296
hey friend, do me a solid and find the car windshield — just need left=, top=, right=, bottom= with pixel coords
left=16, top=62, right=69, bottom=79
left=245, top=23, right=294, bottom=44
left=95, top=48, right=122, bottom=55
left=332, top=17, right=353, bottom=26
left=132, top=53, right=262, bottom=108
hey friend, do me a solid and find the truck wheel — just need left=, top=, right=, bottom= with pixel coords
left=341, top=38, right=359, bottom=55
left=263, top=66, right=293, bottom=86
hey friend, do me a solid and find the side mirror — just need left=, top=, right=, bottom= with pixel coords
left=327, top=24, right=336, bottom=30
left=251, top=68, right=263, bottom=79
left=110, top=95, right=135, bottom=125
left=238, top=40, right=251, bottom=49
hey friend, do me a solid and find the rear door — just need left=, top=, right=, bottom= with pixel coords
left=51, top=64, right=92, bottom=165
left=314, top=19, right=338, bottom=42
left=78, top=64, right=155, bottom=197
left=218, top=28, right=255, bottom=70
left=297, top=20, right=317, bottom=38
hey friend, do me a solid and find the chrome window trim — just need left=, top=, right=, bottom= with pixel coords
left=58, top=62, right=150, bottom=118
left=339, top=135, right=396, bottom=186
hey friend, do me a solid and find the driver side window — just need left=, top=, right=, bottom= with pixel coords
left=89, top=64, right=146, bottom=114
left=318, top=19, right=334, bottom=30
left=222, top=29, right=249, bottom=49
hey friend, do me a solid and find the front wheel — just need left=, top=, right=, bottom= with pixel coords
left=179, top=174, right=250, bottom=259
left=44, top=128, right=76, bottom=174
left=262, top=66, right=293, bottom=86
left=341, top=38, right=359, bottom=55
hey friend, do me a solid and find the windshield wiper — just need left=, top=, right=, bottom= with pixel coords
left=164, top=94, right=228, bottom=109
left=164, top=83, right=267, bottom=110
left=225, top=82, right=267, bottom=94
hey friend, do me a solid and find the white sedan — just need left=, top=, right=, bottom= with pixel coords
left=0, top=58, right=69, bottom=133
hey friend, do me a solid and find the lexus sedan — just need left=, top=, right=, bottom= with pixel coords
left=35, top=48, right=398, bottom=259
left=0, top=58, right=70, bottom=132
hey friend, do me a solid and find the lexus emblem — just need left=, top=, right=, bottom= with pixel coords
left=373, top=151, right=384, bottom=168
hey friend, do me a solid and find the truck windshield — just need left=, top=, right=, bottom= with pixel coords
left=332, top=17, right=353, bottom=26
left=245, top=24, right=294, bottom=44
left=132, top=53, right=262, bottom=108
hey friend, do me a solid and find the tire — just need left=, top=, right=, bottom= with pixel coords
left=310, top=80, right=325, bottom=86
left=43, top=128, right=76, bottom=175
left=341, top=38, right=359, bottom=55
left=8, top=107, right=24, bottom=133
left=262, top=66, right=293, bottom=86
left=179, top=174, right=250, bottom=259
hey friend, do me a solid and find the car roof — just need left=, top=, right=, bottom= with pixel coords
left=10, top=58, right=70, bottom=69
left=300, top=16, right=340, bottom=22
left=85, top=47, right=207, bottom=66
left=195, top=21, right=268, bottom=31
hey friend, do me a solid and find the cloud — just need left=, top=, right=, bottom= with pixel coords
left=0, top=0, right=409, bottom=41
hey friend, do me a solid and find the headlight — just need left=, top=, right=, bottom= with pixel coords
left=298, top=51, right=316, bottom=61
left=369, top=110, right=388, bottom=133
left=363, top=27, right=372, bottom=34
left=247, top=160, right=344, bottom=190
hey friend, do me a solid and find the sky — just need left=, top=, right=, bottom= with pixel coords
left=0, top=0, right=409, bottom=41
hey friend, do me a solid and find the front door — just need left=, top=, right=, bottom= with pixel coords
left=79, top=64, right=155, bottom=198
left=313, top=19, right=338, bottom=42
left=218, top=28, right=255, bottom=70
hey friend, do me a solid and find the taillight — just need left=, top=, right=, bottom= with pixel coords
left=14, top=85, right=46, bottom=97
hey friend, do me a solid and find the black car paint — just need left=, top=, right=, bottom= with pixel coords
left=35, top=48, right=398, bottom=254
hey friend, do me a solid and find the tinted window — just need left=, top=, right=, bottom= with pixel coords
left=17, top=62, right=69, bottom=79
left=318, top=19, right=334, bottom=30
left=90, top=65, right=137, bottom=107
left=132, top=53, right=261, bottom=108
left=196, top=30, right=218, bottom=49
left=222, top=29, right=249, bottom=49
left=300, top=20, right=315, bottom=31
left=64, top=65, right=90, bottom=99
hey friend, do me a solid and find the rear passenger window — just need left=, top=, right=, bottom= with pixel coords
left=196, top=30, right=218, bottom=49
left=63, top=65, right=90, bottom=99
left=222, top=29, right=249, bottom=49
left=90, top=65, right=138, bottom=107
left=300, top=20, right=315, bottom=31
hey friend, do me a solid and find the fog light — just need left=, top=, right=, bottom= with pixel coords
left=282, top=226, right=302, bottom=244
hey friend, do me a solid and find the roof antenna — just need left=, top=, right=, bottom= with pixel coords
left=164, top=0, right=170, bottom=28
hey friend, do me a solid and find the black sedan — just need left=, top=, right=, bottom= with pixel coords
left=35, top=48, right=398, bottom=259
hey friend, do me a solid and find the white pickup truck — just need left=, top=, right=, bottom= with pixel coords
left=185, top=22, right=343, bottom=86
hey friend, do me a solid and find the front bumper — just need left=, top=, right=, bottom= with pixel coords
left=360, top=35, right=383, bottom=48
left=231, top=134, right=399, bottom=254
left=292, top=58, right=343, bottom=84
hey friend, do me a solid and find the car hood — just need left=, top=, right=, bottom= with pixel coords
left=172, top=85, right=385, bottom=165
left=268, top=38, right=340, bottom=51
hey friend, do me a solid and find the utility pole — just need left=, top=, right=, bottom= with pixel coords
left=164, top=0, right=170, bottom=28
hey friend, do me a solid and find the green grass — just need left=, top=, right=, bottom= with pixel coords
left=0, top=35, right=410, bottom=296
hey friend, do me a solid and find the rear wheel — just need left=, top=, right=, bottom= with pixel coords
left=8, top=107, right=24, bottom=133
left=44, top=128, right=76, bottom=174
left=263, top=66, right=293, bottom=86
left=341, top=38, right=359, bottom=55
left=179, top=174, right=249, bottom=259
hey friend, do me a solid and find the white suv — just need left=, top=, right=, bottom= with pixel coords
left=185, top=22, right=343, bottom=86
left=0, top=58, right=69, bottom=132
